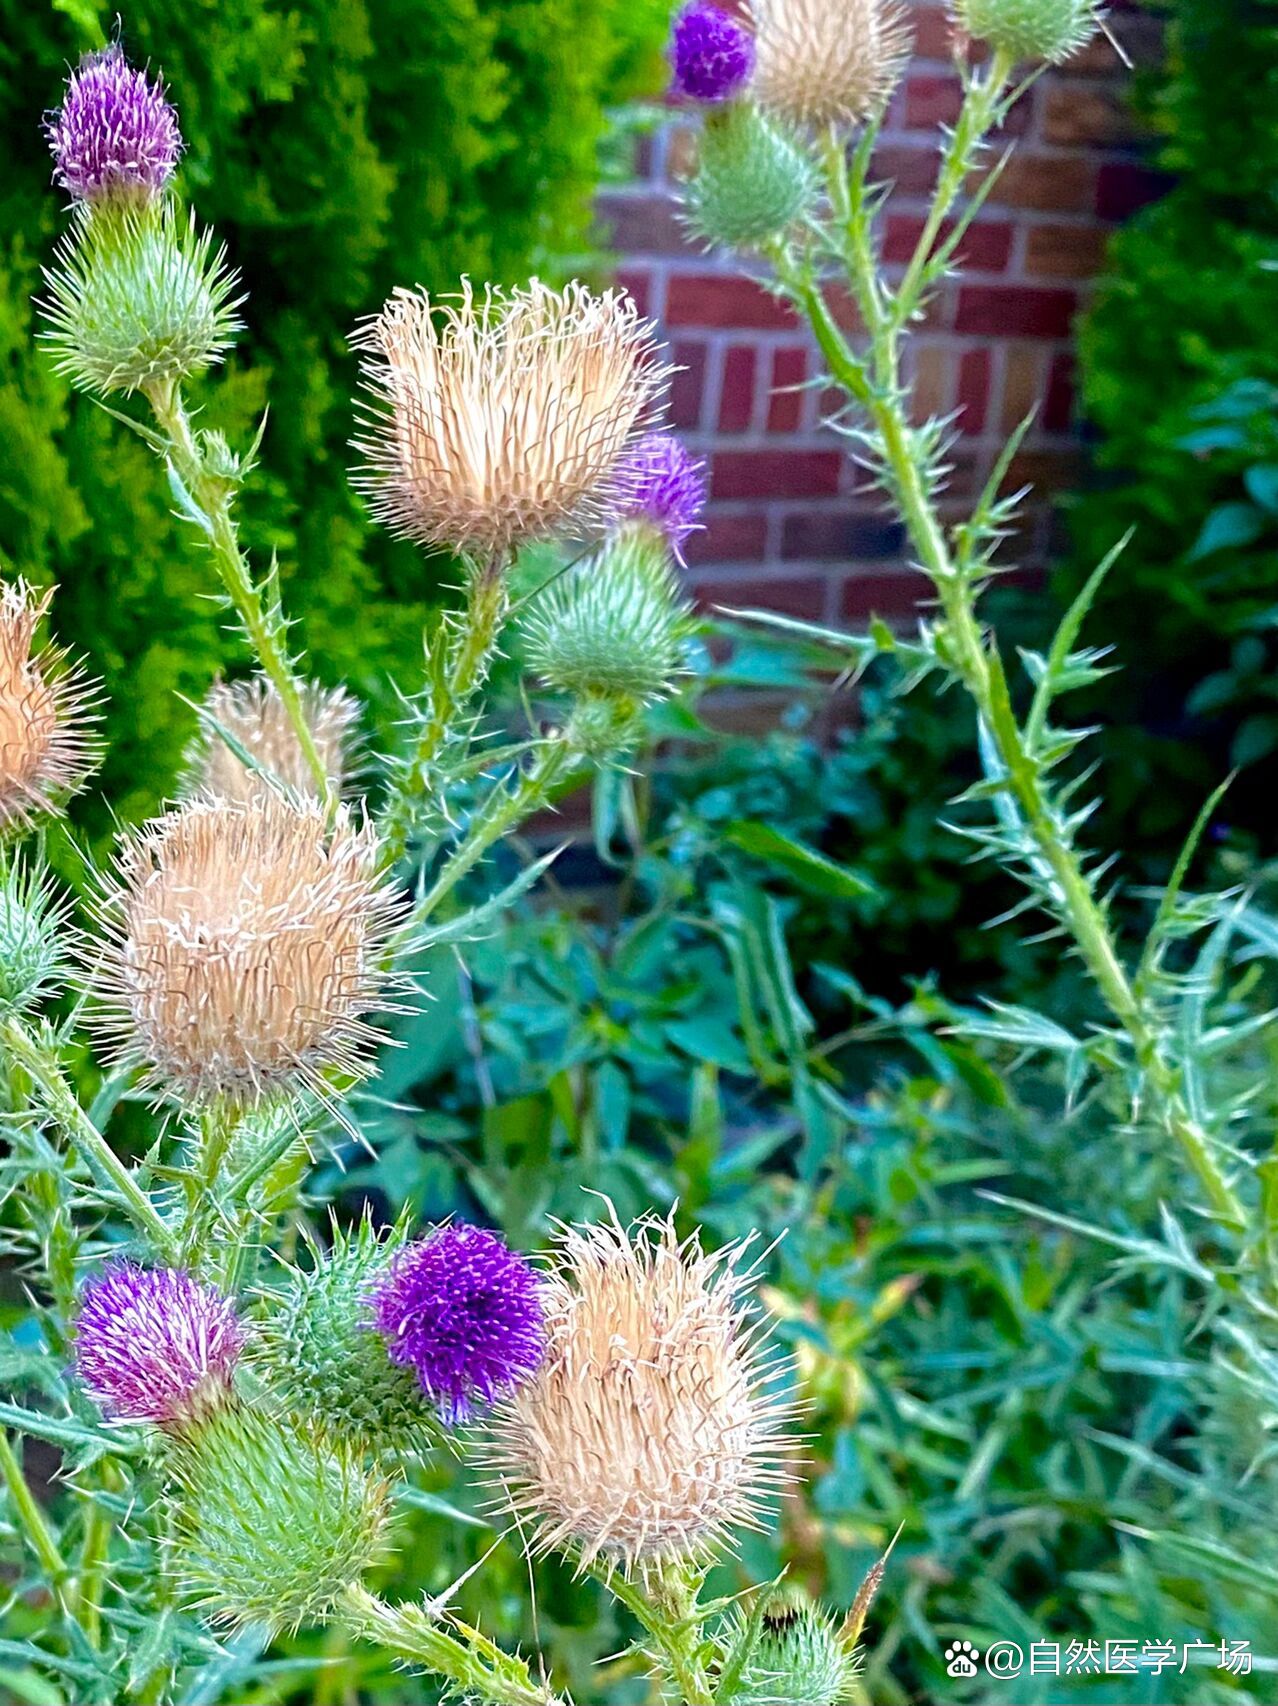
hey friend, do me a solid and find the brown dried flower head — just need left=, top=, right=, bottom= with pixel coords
left=486, top=1211, right=794, bottom=1575
left=0, top=580, right=100, bottom=831
left=93, top=793, right=403, bottom=1105
left=751, top=0, right=912, bottom=128
left=187, top=676, right=359, bottom=805
left=351, top=279, right=669, bottom=560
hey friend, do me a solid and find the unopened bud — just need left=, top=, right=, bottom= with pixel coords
left=952, top=0, right=1105, bottom=63
left=684, top=102, right=816, bottom=253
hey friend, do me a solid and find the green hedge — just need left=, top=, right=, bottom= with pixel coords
left=1062, top=0, right=1278, bottom=851
left=0, top=0, right=665, bottom=831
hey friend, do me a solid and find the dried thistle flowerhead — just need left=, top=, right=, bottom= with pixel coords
left=187, top=675, right=359, bottom=804
left=0, top=580, right=100, bottom=832
left=92, top=793, right=403, bottom=1106
left=352, top=279, right=669, bottom=560
left=485, top=1211, right=793, bottom=1575
left=751, top=0, right=912, bottom=129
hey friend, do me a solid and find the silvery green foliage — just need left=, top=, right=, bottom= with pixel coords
left=520, top=524, right=691, bottom=706
left=953, top=0, right=1105, bottom=63
left=0, top=858, right=66, bottom=1014
left=253, top=1218, right=437, bottom=1451
left=41, top=201, right=241, bottom=395
left=683, top=102, right=817, bottom=251
left=167, top=1404, right=390, bottom=1632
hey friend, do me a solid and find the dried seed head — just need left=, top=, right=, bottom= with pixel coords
left=45, top=43, right=182, bottom=207
left=75, top=1262, right=243, bottom=1428
left=92, top=793, right=403, bottom=1106
left=751, top=0, right=912, bottom=128
left=168, top=1404, right=390, bottom=1632
left=0, top=580, right=101, bottom=831
left=485, top=1211, right=794, bottom=1575
left=352, top=279, right=669, bottom=559
left=187, top=675, right=358, bottom=804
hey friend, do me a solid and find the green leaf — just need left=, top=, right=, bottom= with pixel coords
left=1188, top=502, right=1267, bottom=560
left=721, top=820, right=878, bottom=899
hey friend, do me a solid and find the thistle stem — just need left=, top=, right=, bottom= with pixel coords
left=0, top=1429, right=72, bottom=1599
left=143, top=379, right=335, bottom=811
left=603, top=1565, right=716, bottom=1705
left=340, top=1583, right=572, bottom=1706
left=1, top=1018, right=179, bottom=1259
left=380, top=556, right=512, bottom=865
left=768, top=65, right=1246, bottom=1232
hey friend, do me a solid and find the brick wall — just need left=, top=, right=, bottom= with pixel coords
left=600, top=1, right=1164, bottom=630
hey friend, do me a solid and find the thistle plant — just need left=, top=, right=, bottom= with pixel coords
left=0, top=36, right=873, bottom=1706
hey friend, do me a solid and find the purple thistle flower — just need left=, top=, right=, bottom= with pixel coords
left=616, top=431, right=708, bottom=556
left=671, top=3, right=755, bottom=104
left=370, top=1225, right=544, bottom=1426
left=46, top=45, right=182, bottom=206
left=75, top=1262, right=243, bottom=1427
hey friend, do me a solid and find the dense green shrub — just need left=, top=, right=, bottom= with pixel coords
left=1063, top=0, right=1278, bottom=850
left=0, top=0, right=665, bottom=831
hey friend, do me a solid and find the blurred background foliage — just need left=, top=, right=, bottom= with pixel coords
left=1061, top=0, right=1278, bottom=856
left=0, top=0, right=667, bottom=834
left=5, top=0, right=1278, bottom=1701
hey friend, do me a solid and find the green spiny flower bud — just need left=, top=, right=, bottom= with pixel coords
left=167, top=1404, right=389, bottom=1632
left=254, top=1219, right=434, bottom=1450
left=684, top=102, right=817, bottom=253
left=723, top=1585, right=859, bottom=1705
left=41, top=201, right=242, bottom=397
left=0, top=859, right=67, bottom=1015
left=952, top=0, right=1105, bottom=64
left=520, top=525, right=691, bottom=711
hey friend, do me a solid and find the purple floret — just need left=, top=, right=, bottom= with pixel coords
left=46, top=44, right=182, bottom=205
left=370, top=1225, right=544, bottom=1425
left=616, top=431, right=708, bottom=555
left=671, top=3, right=755, bottom=104
left=75, top=1262, right=243, bottom=1426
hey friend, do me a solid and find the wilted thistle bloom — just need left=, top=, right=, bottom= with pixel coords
left=486, top=1213, right=792, bottom=1574
left=751, top=0, right=911, bottom=128
left=93, top=794, right=403, bottom=1106
left=952, top=0, right=1105, bottom=62
left=187, top=675, right=358, bottom=804
left=352, top=279, right=669, bottom=560
left=371, top=1224, right=545, bottom=1426
left=41, top=200, right=241, bottom=397
left=725, top=1585, right=859, bottom=1705
left=671, top=2, right=757, bottom=102
left=75, top=1263, right=243, bottom=1428
left=685, top=100, right=817, bottom=254
left=520, top=527, right=692, bottom=721
left=0, top=580, right=100, bottom=831
left=45, top=44, right=182, bottom=207
left=0, top=858, right=68, bottom=1015
left=256, top=1218, right=436, bottom=1449
left=614, top=431, right=707, bottom=556
left=168, top=1404, right=389, bottom=1631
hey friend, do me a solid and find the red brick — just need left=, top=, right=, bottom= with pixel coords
left=665, top=273, right=796, bottom=330
left=711, top=451, right=843, bottom=501
left=597, top=191, right=684, bottom=255
left=781, top=511, right=906, bottom=562
left=1096, top=160, right=1169, bottom=221
left=955, top=284, right=1078, bottom=339
left=684, top=510, right=771, bottom=566
left=1044, top=351, right=1077, bottom=434
left=718, top=345, right=757, bottom=433
left=905, top=75, right=1032, bottom=135
left=1025, top=221, right=1109, bottom=279
left=1043, top=84, right=1136, bottom=147
left=911, top=5, right=957, bottom=60
left=693, top=575, right=828, bottom=621
left=977, top=153, right=1096, bottom=213
left=840, top=572, right=931, bottom=624
left=767, top=347, right=807, bottom=433
left=617, top=267, right=653, bottom=318
left=883, top=213, right=1014, bottom=273
left=870, top=143, right=941, bottom=198
left=670, top=340, right=707, bottom=431
left=957, top=348, right=991, bottom=436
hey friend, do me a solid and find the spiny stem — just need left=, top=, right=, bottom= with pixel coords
left=143, top=379, right=335, bottom=812
left=0, top=1429, right=73, bottom=1602
left=603, top=1564, right=716, bottom=1705
left=2, top=1018, right=180, bottom=1259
